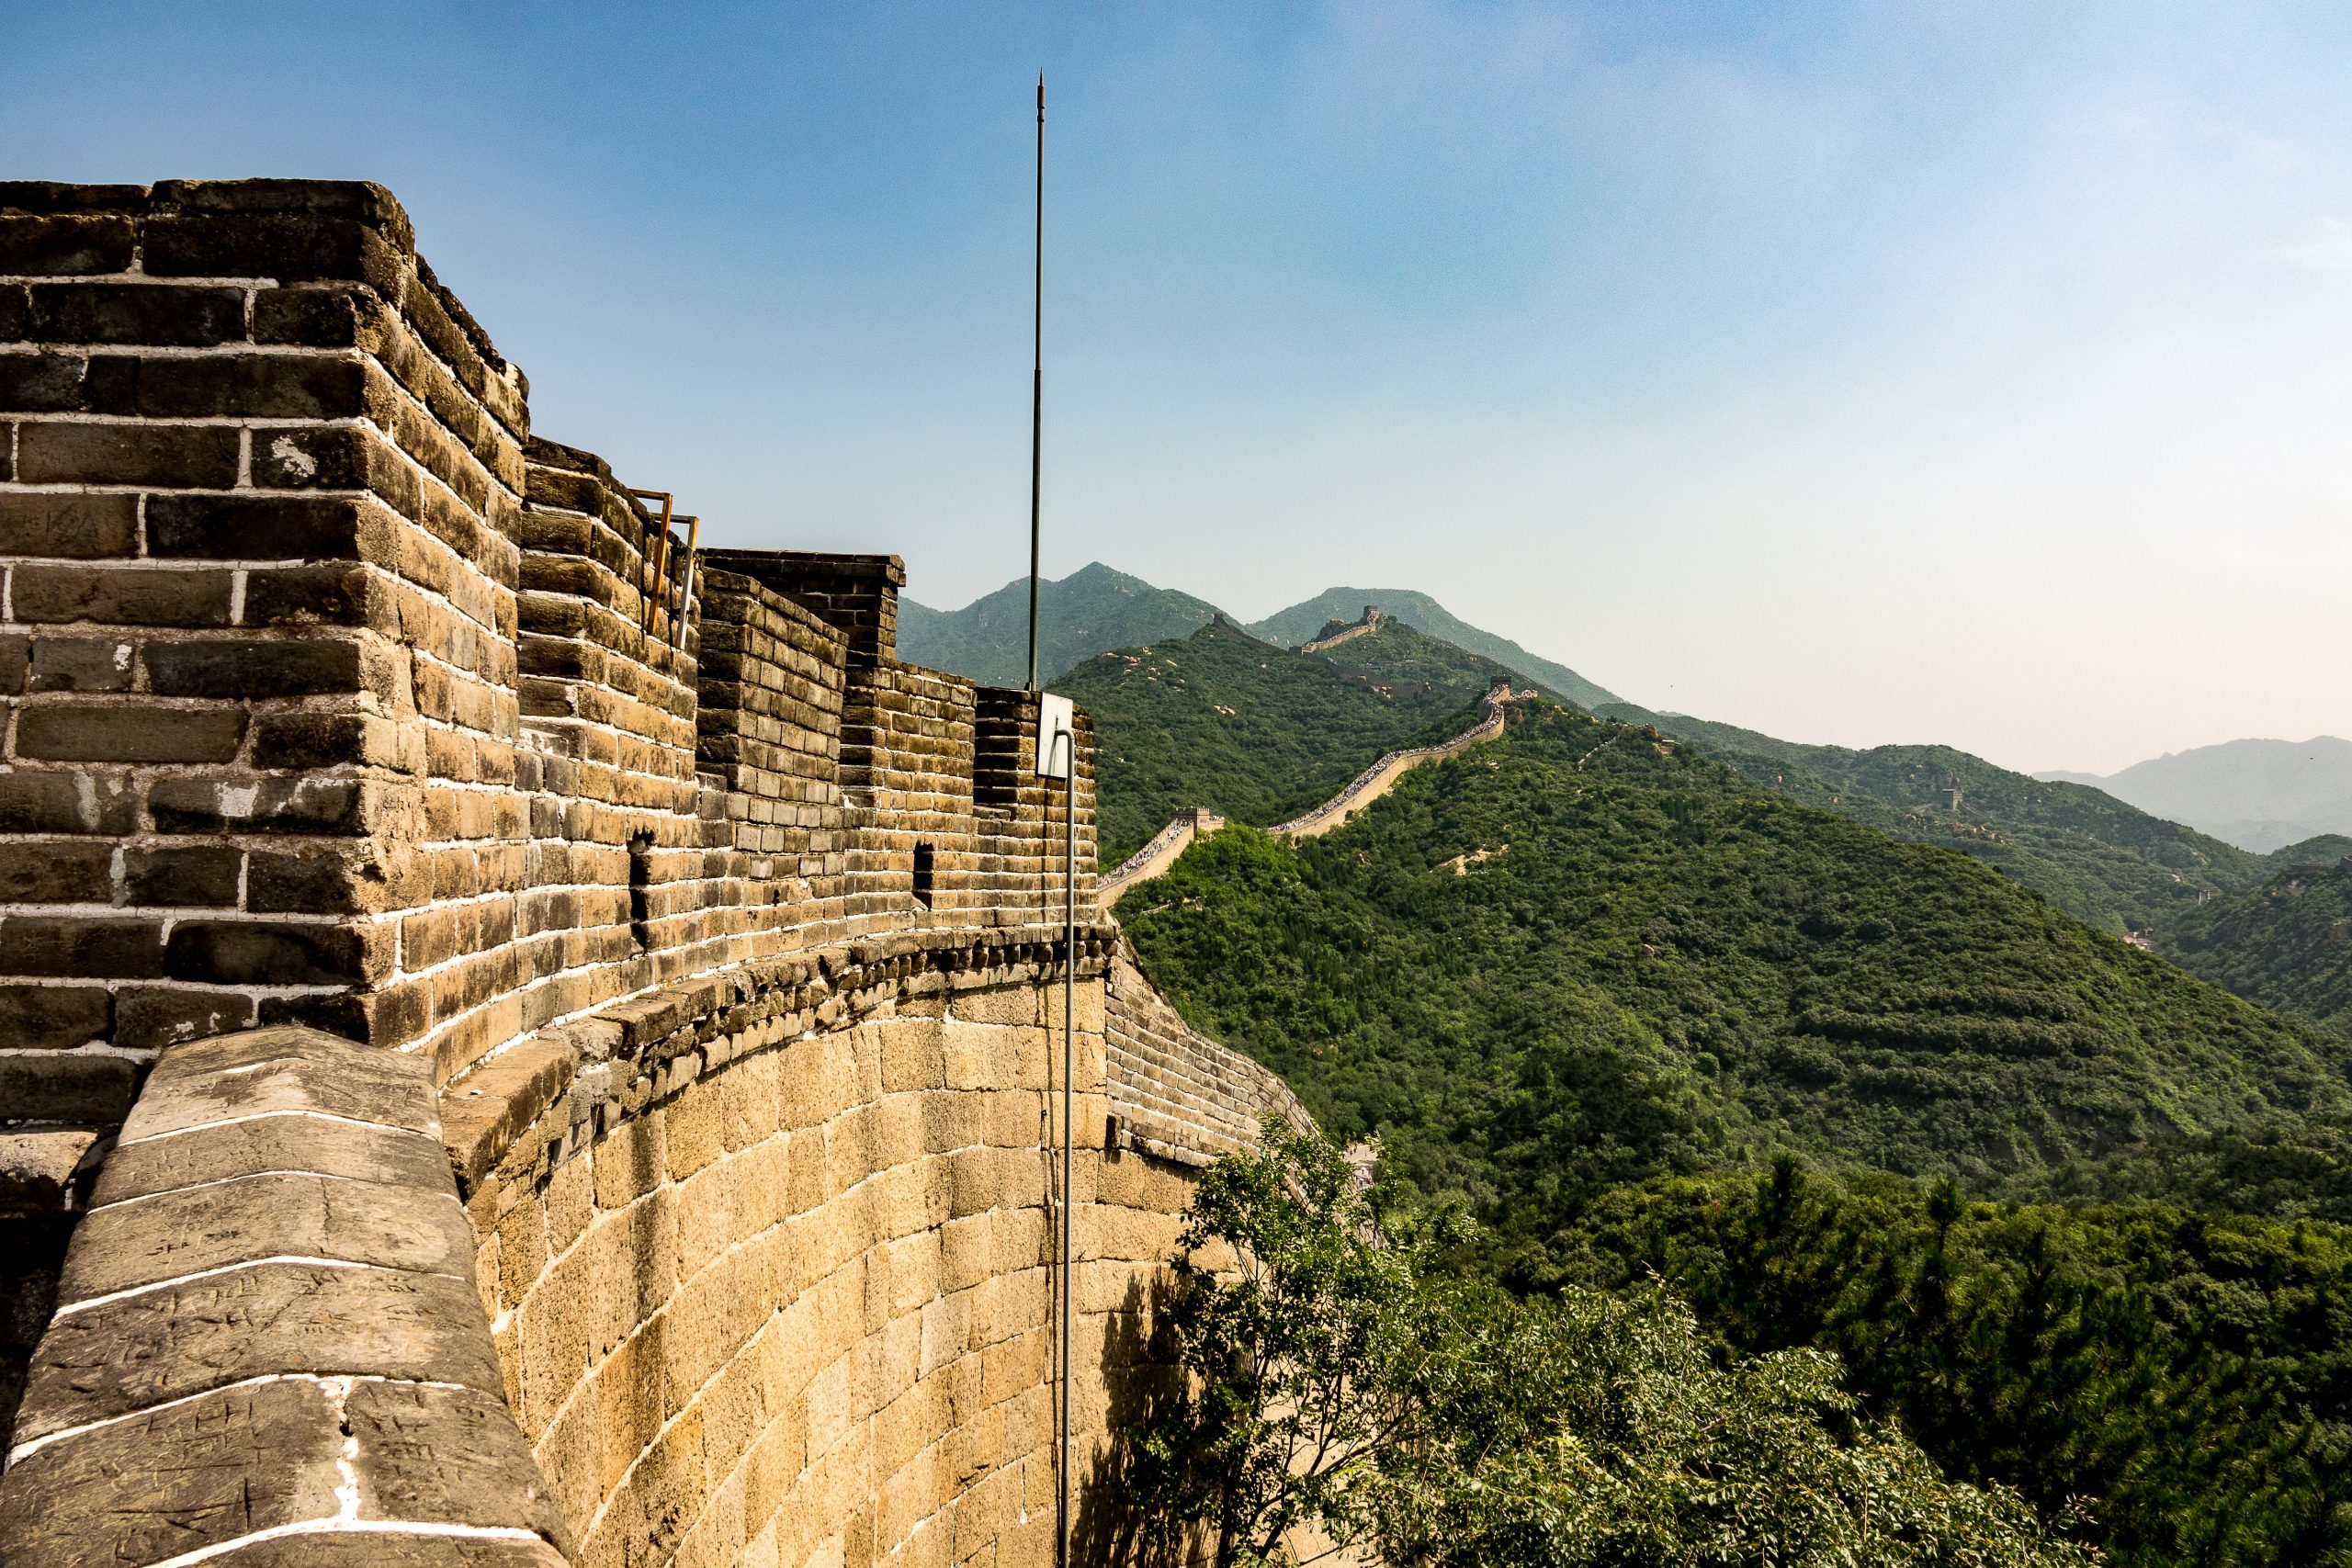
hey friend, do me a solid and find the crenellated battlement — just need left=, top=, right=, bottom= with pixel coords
left=0, top=178, right=1290, bottom=1568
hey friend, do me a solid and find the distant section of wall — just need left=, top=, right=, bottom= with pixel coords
left=1096, top=807, right=1223, bottom=907
left=1105, top=942, right=1309, bottom=1168
left=1273, top=684, right=1512, bottom=839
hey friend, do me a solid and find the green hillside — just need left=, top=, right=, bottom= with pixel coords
left=1119, top=700, right=2352, bottom=1563
left=1123, top=704, right=2348, bottom=1198
left=898, top=561, right=1221, bottom=686
left=1061, top=616, right=1512, bottom=863
left=2270, top=833, right=2352, bottom=867
left=2159, top=858, right=2352, bottom=1039
left=1598, top=704, right=2266, bottom=934
left=1249, top=585, right=1619, bottom=708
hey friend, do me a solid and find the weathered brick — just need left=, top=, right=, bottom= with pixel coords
left=0, top=985, right=109, bottom=1052
left=0, top=350, right=122, bottom=413
left=0, top=632, right=24, bottom=694
left=145, top=492, right=375, bottom=560
left=0, top=214, right=136, bottom=276
left=164, top=919, right=368, bottom=987
left=251, top=282, right=389, bottom=349
left=24, top=282, right=246, bottom=347
left=13, top=420, right=241, bottom=487
left=0, top=284, right=28, bottom=343
left=144, top=636, right=363, bottom=698
left=0, top=842, right=114, bottom=903
left=0, top=182, right=150, bottom=215
left=123, top=846, right=243, bottom=908
left=10, top=566, right=232, bottom=626
left=0, top=491, right=138, bottom=558
left=259, top=988, right=374, bottom=1040
left=119, top=353, right=369, bottom=420
left=0, top=915, right=165, bottom=979
left=27, top=637, right=135, bottom=693
left=141, top=213, right=410, bottom=291
left=15, top=702, right=245, bottom=763
left=249, top=712, right=414, bottom=772
left=113, top=986, right=254, bottom=1049
left=0, top=771, right=137, bottom=834
left=0, top=1049, right=138, bottom=1122
left=248, top=423, right=375, bottom=491
left=147, top=776, right=367, bottom=836
left=239, top=563, right=377, bottom=626
left=245, top=848, right=393, bottom=916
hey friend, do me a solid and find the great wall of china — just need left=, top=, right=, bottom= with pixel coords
left=1094, top=682, right=1516, bottom=907
left=0, top=179, right=1308, bottom=1568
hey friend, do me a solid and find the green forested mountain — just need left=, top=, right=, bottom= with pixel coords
left=1597, top=703, right=2266, bottom=935
left=2273, top=833, right=2352, bottom=867
left=1059, top=616, right=1513, bottom=863
left=898, top=562, right=1221, bottom=686
left=1123, top=705, right=2346, bottom=1197
left=2159, top=857, right=2352, bottom=1039
left=1248, top=585, right=1619, bottom=708
left=1117, top=701, right=2352, bottom=1564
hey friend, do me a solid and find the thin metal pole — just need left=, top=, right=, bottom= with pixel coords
left=1057, top=727, right=1076, bottom=1568
left=1026, top=74, right=1045, bottom=694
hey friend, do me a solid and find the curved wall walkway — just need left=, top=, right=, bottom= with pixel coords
left=0, top=179, right=1300, bottom=1568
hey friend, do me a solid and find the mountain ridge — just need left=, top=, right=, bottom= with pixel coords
left=2035, top=736, right=2352, bottom=852
left=896, top=562, right=1619, bottom=707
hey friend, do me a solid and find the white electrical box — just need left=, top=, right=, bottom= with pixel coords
left=1035, top=693, right=1075, bottom=778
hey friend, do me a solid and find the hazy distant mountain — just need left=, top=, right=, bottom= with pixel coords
left=897, top=562, right=1222, bottom=687
left=899, top=565, right=1619, bottom=710
left=1248, top=587, right=1618, bottom=709
left=2036, top=738, right=2352, bottom=853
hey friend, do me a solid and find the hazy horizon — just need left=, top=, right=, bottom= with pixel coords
left=902, top=558, right=2346, bottom=777
left=12, top=2, right=2346, bottom=774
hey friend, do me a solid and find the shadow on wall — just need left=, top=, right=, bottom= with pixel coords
left=1080, top=1268, right=1194, bottom=1568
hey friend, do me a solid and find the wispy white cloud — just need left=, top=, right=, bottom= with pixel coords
left=2278, top=220, right=2352, bottom=270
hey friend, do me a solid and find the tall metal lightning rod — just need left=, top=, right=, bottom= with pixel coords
left=1058, top=721, right=1075, bottom=1568
left=1026, top=74, right=1045, bottom=694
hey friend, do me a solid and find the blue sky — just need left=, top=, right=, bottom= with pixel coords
left=7, top=2, right=2348, bottom=772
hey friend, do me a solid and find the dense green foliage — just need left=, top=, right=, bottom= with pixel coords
left=1061, top=618, right=1512, bottom=863
left=1248, top=585, right=1620, bottom=708
left=898, top=561, right=1220, bottom=687
left=1118, top=702, right=2352, bottom=1562
left=1124, top=705, right=2346, bottom=1195
left=1599, top=703, right=2265, bottom=935
left=2160, top=861, right=2352, bottom=1039
left=1127, top=1124, right=2089, bottom=1568
left=1543, top=1160, right=2352, bottom=1564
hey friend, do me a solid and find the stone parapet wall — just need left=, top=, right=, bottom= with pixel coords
left=0, top=177, right=1319, bottom=1568
left=0, top=175, right=1095, bottom=1143
left=0, top=1024, right=569, bottom=1566
left=1105, top=942, right=1311, bottom=1168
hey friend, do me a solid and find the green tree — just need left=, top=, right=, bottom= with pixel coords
left=1129, top=1125, right=2097, bottom=1567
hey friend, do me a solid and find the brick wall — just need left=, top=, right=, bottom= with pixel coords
left=0, top=178, right=1320, bottom=1568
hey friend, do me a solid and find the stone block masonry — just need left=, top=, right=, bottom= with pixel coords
left=0, top=179, right=1312, bottom=1568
